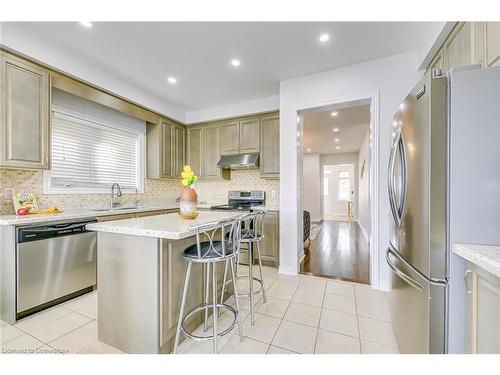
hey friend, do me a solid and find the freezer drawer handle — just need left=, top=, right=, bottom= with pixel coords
left=386, top=247, right=424, bottom=292
left=464, top=270, right=473, bottom=294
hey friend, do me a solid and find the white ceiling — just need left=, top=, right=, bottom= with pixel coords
left=2, top=22, right=443, bottom=112
left=303, top=104, right=370, bottom=155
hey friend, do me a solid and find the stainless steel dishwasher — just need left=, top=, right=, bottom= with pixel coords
left=16, top=220, right=97, bottom=319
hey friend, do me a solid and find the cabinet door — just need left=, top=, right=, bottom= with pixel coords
left=467, top=265, right=500, bottom=353
left=444, top=22, right=475, bottom=70
left=239, top=117, right=260, bottom=153
left=485, top=22, right=500, bottom=67
left=203, top=124, right=221, bottom=179
left=259, top=211, right=279, bottom=265
left=0, top=54, right=50, bottom=169
left=260, top=113, right=280, bottom=178
left=160, top=121, right=173, bottom=178
left=173, top=125, right=185, bottom=178
left=220, top=120, right=239, bottom=155
left=186, top=127, right=203, bottom=179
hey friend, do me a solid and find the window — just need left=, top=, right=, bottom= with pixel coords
left=44, top=110, right=144, bottom=194
left=337, top=170, right=351, bottom=201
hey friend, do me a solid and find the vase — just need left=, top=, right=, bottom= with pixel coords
left=179, top=186, right=198, bottom=217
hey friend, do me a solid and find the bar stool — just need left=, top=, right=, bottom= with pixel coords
left=173, top=217, right=244, bottom=354
left=221, top=210, right=267, bottom=326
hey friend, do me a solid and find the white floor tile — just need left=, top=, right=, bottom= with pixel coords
left=356, top=298, right=391, bottom=321
left=221, top=335, right=269, bottom=354
left=325, top=281, right=355, bottom=298
left=77, top=303, right=98, bottom=320
left=355, top=285, right=387, bottom=303
left=62, top=292, right=97, bottom=311
left=28, top=312, right=92, bottom=343
left=299, top=277, right=327, bottom=290
left=361, top=340, right=400, bottom=354
left=0, top=333, right=45, bottom=353
left=315, top=329, right=361, bottom=354
left=49, top=321, right=98, bottom=354
left=272, top=320, right=318, bottom=354
left=267, top=282, right=298, bottom=300
left=267, top=345, right=298, bottom=354
left=358, top=316, right=397, bottom=347
left=78, top=341, right=124, bottom=354
left=273, top=275, right=301, bottom=287
left=292, top=287, right=324, bottom=307
left=323, top=294, right=356, bottom=314
left=15, top=306, right=73, bottom=332
left=319, top=309, right=359, bottom=338
left=242, top=313, right=281, bottom=344
left=0, top=324, right=24, bottom=344
left=256, top=297, right=290, bottom=319
left=284, top=302, right=321, bottom=327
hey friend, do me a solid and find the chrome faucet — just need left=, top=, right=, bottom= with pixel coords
left=110, top=183, right=122, bottom=209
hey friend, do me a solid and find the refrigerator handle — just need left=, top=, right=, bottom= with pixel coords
left=386, top=246, right=424, bottom=292
left=388, top=133, right=400, bottom=227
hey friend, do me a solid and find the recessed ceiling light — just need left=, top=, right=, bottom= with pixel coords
left=334, top=138, right=340, bottom=143
left=307, top=148, right=311, bottom=152
left=330, top=111, right=338, bottom=117
left=167, top=77, right=177, bottom=84
left=319, top=33, right=330, bottom=43
left=336, top=146, right=340, bottom=150
left=79, top=21, right=92, bottom=28
left=333, top=128, right=340, bottom=133
left=231, top=59, right=241, bottom=67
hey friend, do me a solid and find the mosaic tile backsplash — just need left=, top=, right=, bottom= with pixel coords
left=0, top=169, right=279, bottom=215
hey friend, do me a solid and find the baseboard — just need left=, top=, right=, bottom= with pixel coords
left=278, top=265, right=298, bottom=276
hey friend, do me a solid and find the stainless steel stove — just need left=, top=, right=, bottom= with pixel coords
left=210, top=191, right=265, bottom=211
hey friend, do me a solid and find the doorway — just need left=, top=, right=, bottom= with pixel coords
left=323, top=164, right=355, bottom=221
left=300, top=100, right=372, bottom=284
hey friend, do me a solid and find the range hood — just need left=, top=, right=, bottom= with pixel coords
left=217, top=153, right=259, bottom=170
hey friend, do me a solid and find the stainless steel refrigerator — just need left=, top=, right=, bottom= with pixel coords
left=386, top=66, right=500, bottom=354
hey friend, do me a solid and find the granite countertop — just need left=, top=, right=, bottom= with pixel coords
left=252, top=204, right=279, bottom=211
left=86, top=211, right=244, bottom=240
left=452, top=243, right=500, bottom=278
left=0, top=204, right=181, bottom=226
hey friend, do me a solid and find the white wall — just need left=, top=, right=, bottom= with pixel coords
left=320, top=153, right=359, bottom=220
left=357, top=128, right=371, bottom=240
left=0, top=23, right=187, bottom=122
left=279, top=51, right=422, bottom=289
left=302, top=153, right=321, bottom=222
left=186, top=95, right=279, bottom=124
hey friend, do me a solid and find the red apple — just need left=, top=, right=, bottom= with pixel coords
left=17, top=208, right=30, bottom=215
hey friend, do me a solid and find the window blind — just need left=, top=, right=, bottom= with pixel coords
left=50, top=111, right=140, bottom=190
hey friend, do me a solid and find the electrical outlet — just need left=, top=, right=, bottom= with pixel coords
left=4, top=187, right=14, bottom=199
left=271, top=190, right=277, bottom=198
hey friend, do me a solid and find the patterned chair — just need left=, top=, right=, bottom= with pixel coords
left=303, top=210, right=311, bottom=252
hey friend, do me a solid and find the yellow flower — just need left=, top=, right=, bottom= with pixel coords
left=181, top=178, right=189, bottom=186
left=181, top=170, right=193, bottom=179
left=183, top=165, right=192, bottom=172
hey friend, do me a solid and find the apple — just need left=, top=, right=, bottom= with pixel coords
left=17, top=208, right=30, bottom=215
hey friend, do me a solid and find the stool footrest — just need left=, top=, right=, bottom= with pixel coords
left=223, top=275, right=265, bottom=298
left=180, top=303, right=238, bottom=341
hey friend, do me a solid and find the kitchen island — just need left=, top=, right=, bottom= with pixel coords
left=86, top=211, right=243, bottom=354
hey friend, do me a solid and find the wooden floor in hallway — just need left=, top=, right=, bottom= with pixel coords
left=300, top=220, right=370, bottom=284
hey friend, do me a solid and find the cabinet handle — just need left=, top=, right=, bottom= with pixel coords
left=464, top=270, right=472, bottom=294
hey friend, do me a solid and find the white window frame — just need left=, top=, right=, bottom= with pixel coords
left=43, top=106, right=145, bottom=195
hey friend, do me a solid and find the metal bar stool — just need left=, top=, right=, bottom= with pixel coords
left=173, top=216, right=244, bottom=354
left=221, top=210, right=267, bottom=326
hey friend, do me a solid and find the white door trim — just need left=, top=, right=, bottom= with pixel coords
left=284, top=90, right=380, bottom=288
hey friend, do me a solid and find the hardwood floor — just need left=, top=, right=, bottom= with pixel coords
left=300, top=220, right=370, bottom=284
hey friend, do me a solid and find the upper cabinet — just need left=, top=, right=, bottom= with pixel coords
left=0, top=52, right=51, bottom=170
left=187, top=122, right=229, bottom=180
left=147, top=118, right=185, bottom=179
left=485, top=22, right=500, bottom=67
left=427, top=22, right=500, bottom=73
left=220, top=116, right=260, bottom=155
left=260, top=113, right=280, bottom=178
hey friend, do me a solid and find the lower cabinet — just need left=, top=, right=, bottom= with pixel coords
left=465, top=263, right=500, bottom=353
left=259, top=211, right=279, bottom=266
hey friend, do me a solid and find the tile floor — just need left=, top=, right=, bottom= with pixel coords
left=0, top=266, right=399, bottom=355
